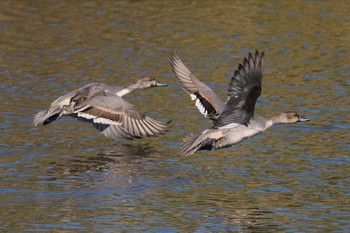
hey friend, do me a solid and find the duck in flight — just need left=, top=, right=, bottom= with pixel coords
left=169, top=51, right=310, bottom=156
left=33, top=77, right=170, bottom=140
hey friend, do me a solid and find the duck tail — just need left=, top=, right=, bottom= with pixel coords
left=33, top=107, right=62, bottom=126
left=33, top=111, right=48, bottom=126
left=181, top=133, right=214, bottom=156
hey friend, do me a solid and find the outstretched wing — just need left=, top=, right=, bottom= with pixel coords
left=215, top=51, right=264, bottom=127
left=169, top=53, right=224, bottom=121
left=74, top=91, right=169, bottom=139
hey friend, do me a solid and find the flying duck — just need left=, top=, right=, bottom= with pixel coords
left=33, top=77, right=170, bottom=140
left=169, top=51, right=310, bottom=156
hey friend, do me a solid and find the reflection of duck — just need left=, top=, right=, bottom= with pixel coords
left=67, top=143, right=155, bottom=173
left=98, top=143, right=154, bottom=158
left=34, top=77, right=170, bottom=140
left=50, top=143, right=157, bottom=187
left=170, top=51, right=310, bottom=156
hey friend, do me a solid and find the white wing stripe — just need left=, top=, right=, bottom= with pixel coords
left=78, top=113, right=121, bottom=125
left=195, top=98, right=207, bottom=115
left=78, top=113, right=96, bottom=119
left=93, top=117, right=121, bottom=125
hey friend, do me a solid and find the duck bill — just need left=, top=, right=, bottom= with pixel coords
left=298, top=116, right=310, bottom=122
left=155, top=82, right=168, bottom=87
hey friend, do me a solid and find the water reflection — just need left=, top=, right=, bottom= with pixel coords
left=49, top=143, right=157, bottom=182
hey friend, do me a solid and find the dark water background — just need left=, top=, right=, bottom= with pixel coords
left=1, top=1, right=349, bottom=232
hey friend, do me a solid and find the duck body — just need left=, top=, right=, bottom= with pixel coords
left=182, top=115, right=270, bottom=155
left=34, top=77, right=170, bottom=140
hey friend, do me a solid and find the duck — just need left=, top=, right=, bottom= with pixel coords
left=169, top=51, right=310, bottom=156
left=33, top=76, right=170, bottom=140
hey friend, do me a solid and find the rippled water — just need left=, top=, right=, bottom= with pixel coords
left=1, top=1, right=349, bottom=232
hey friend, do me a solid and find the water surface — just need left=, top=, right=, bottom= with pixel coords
left=0, top=1, right=349, bottom=232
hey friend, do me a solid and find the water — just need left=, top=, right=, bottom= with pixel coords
left=1, top=1, right=349, bottom=232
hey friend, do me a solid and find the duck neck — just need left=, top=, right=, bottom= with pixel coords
left=267, top=115, right=285, bottom=128
left=116, top=82, right=140, bottom=97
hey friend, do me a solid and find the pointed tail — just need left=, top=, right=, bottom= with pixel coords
left=33, top=108, right=61, bottom=126
left=33, top=111, right=47, bottom=126
left=181, top=133, right=214, bottom=156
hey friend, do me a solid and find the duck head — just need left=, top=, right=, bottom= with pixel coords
left=136, top=76, right=168, bottom=89
left=279, top=111, right=310, bottom=124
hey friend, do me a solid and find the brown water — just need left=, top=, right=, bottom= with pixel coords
left=1, top=1, right=349, bottom=232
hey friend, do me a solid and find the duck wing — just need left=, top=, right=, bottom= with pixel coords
left=169, top=53, right=224, bottom=121
left=33, top=83, right=100, bottom=126
left=214, top=51, right=264, bottom=127
left=73, top=91, right=169, bottom=139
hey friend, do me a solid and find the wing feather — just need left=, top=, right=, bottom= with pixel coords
left=215, top=51, right=264, bottom=127
left=169, top=53, right=224, bottom=121
left=75, top=92, right=169, bottom=139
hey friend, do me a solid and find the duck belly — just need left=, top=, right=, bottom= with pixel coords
left=215, top=126, right=263, bottom=149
